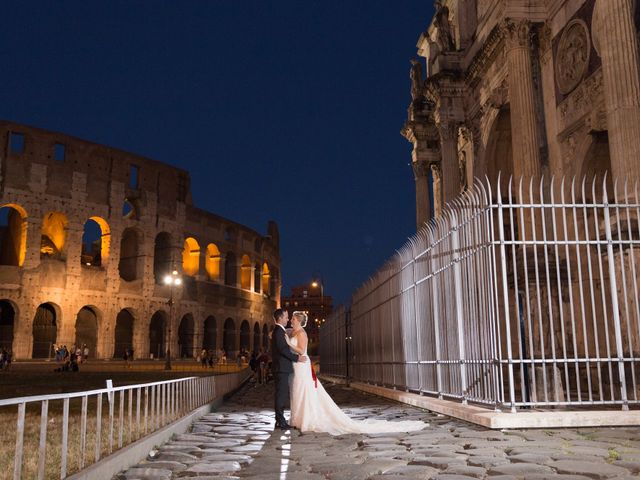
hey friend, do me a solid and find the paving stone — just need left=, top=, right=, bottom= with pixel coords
left=122, top=467, right=173, bottom=479
left=432, top=475, right=480, bottom=480
left=184, top=461, right=241, bottom=473
left=134, top=461, right=187, bottom=472
left=467, top=456, right=511, bottom=468
left=548, top=459, right=631, bottom=478
left=383, top=464, right=440, bottom=477
left=508, top=452, right=553, bottom=464
left=443, top=465, right=487, bottom=478
left=409, top=456, right=467, bottom=469
left=611, top=460, right=640, bottom=473
left=524, top=475, right=593, bottom=480
left=488, top=463, right=555, bottom=476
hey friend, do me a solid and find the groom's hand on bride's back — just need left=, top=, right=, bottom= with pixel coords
left=298, top=355, right=308, bottom=363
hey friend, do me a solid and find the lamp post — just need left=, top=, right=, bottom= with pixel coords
left=164, top=270, right=182, bottom=370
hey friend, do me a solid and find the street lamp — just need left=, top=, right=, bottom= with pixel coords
left=164, top=270, right=182, bottom=370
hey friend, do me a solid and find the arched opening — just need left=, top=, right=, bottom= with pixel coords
left=149, top=311, right=166, bottom=359
left=178, top=314, right=195, bottom=358
left=32, top=303, right=57, bottom=358
left=0, top=300, right=16, bottom=351
left=205, top=244, right=221, bottom=281
left=240, top=254, right=252, bottom=289
left=253, top=322, right=260, bottom=352
left=254, top=263, right=261, bottom=293
left=262, top=323, right=269, bottom=350
left=261, top=263, right=271, bottom=296
left=114, top=309, right=134, bottom=359
left=223, top=318, right=235, bottom=355
left=154, top=232, right=173, bottom=284
left=75, top=306, right=98, bottom=358
left=40, top=211, right=68, bottom=260
left=0, top=204, right=27, bottom=267
left=182, top=237, right=200, bottom=277
left=225, top=252, right=237, bottom=286
left=485, top=107, right=514, bottom=187
left=203, top=316, right=216, bottom=351
left=82, top=217, right=110, bottom=267
left=119, top=228, right=142, bottom=281
left=240, top=320, right=250, bottom=350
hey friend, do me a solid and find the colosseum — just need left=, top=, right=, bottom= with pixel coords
left=0, top=120, right=281, bottom=361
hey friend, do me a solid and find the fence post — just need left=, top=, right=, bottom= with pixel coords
left=451, top=213, right=468, bottom=404
left=603, top=191, right=629, bottom=410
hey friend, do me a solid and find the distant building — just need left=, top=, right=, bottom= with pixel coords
left=282, top=284, right=333, bottom=355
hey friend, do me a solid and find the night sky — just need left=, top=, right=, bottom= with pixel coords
left=0, top=1, right=434, bottom=304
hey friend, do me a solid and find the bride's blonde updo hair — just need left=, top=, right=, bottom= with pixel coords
left=291, top=311, right=308, bottom=328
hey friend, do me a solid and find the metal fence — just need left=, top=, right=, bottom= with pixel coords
left=321, top=176, right=640, bottom=412
left=0, top=369, right=250, bottom=479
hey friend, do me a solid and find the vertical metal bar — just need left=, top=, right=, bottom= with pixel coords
left=95, top=393, right=103, bottom=462
left=136, top=387, right=141, bottom=439
left=128, top=387, right=133, bottom=443
left=60, top=397, right=69, bottom=479
left=603, top=187, right=629, bottom=409
left=108, top=388, right=114, bottom=453
left=451, top=212, right=468, bottom=403
left=13, top=402, right=25, bottom=480
left=80, top=395, right=87, bottom=468
left=144, top=387, right=149, bottom=434
left=37, top=399, right=49, bottom=480
left=118, top=389, right=124, bottom=448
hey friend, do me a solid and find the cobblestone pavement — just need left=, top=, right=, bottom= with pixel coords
left=115, top=381, right=640, bottom=479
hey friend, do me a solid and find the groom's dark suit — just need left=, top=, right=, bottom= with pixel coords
left=271, top=324, right=299, bottom=427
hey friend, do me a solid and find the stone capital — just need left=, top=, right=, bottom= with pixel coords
left=437, top=121, right=457, bottom=142
left=412, top=160, right=430, bottom=180
left=503, top=18, right=532, bottom=50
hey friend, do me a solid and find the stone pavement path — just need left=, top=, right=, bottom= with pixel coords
left=115, top=381, right=640, bottom=479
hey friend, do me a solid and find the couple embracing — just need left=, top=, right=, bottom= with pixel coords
left=270, top=308, right=428, bottom=435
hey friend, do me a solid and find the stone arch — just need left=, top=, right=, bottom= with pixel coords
left=154, top=232, right=173, bottom=284
left=119, top=227, right=143, bottom=281
left=0, top=203, right=27, bottom=267
left=253, top=322, right=261, bottom=352
left=223, top=317, right=235, bottom=355
left=81, top=217, right=110, bottom=267
left=240, top=320, right=250, bottom=350
left=75, top=306, right=100, bottom=357
left=484, top=107, right=514, bottom=188
left=182, top=237, right=200, bottom=277
left=203, top=315, right=216, bottom=351
left=0, top=300, right=17, bottom=351
left=32, top=303, right=58, bottom=358
left=114, top=309, right=135, bottom=359
left=205, top=243, right=221, bottom=281
left=262, top=323, right=269, bottom=350
left=225, top=252, right=237, bottom=286
left=149, top=310, right=167, bottom=359
left=240, top=254, right=252, bottom=289
left=261, top=263, right=271, bottom=295
left=40, top=211, right=68, bottom=260
left=178, top=313, right=195, bottom=358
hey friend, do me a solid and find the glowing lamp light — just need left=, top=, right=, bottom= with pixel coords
left=175, top=278, right=182, bottom=286
left=311, top=281, right=318, bottom=288
left=164, top=275, right=173, bottom=285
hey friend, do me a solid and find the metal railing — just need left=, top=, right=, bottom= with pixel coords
left=321, top=176, right=640, bottom=412
left=0, top=369, right=249, bottom=479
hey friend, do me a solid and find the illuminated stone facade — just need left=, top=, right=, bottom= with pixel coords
left=403, top=0, right=640, bottom=228
left=0, top=121, right=281, bottom=360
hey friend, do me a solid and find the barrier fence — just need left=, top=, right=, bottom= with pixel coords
left=320, top=176, right=640, bottom=412
left=0, top=369, right=250, bottom=479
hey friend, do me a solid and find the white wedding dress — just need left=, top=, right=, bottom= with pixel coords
left=287, top=335, right=428, bottom=435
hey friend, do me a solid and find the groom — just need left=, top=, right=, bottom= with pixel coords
left=271, top=308, right=307, bottom=429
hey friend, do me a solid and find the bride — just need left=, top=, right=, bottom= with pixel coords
left=285, top=311, right=427, bottom=435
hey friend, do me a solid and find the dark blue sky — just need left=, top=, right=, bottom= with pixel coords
left=0, top=1, right=433, bottom=304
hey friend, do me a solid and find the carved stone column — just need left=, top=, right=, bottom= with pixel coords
left=594, top=0, right=640, bottom=182
left=403, top=120, right=440, bottom=228
left=412, top=160, right=431, bottom=228
left=505, top=19, right=542, bottom=182
left=431, top=164, right=443, bottom=218
left=438, top=121, right=460, bottom=205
